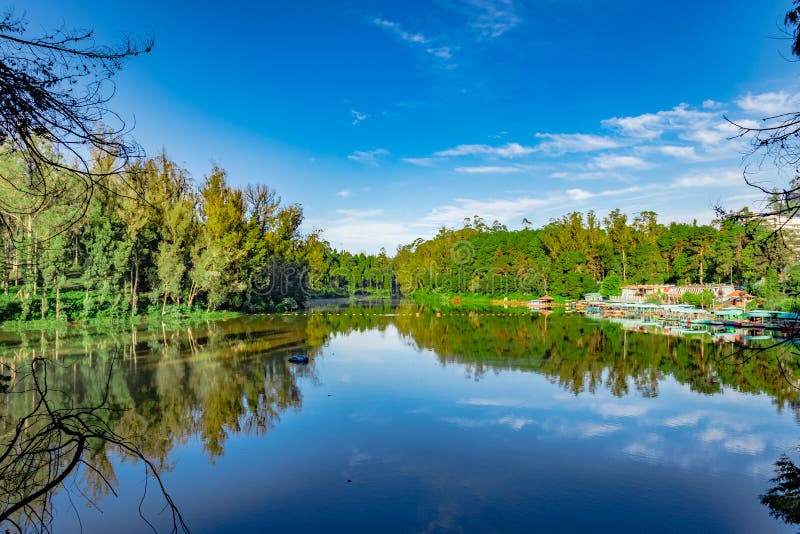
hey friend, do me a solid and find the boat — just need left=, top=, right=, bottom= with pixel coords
left=288, top=355, right=309, bottom=364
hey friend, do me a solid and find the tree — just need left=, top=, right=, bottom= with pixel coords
left=191, top=168, right=246, bottom=310
left=600, top=273, right=622, bottom=298
left=723, top=3, right=800, bottom=223
left=0, top=11, right=151, bottom=249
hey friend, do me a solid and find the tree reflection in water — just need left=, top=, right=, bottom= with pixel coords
left=0, top=303, right=800, bottom=530
left=762, top=450, right=800, bottom=527
left=0, top=357, right=188, bottom=533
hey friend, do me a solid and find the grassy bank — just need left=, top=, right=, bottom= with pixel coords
left=410, top=289, right=563, bottom=312
left=1, top=303, right=243, bottom=332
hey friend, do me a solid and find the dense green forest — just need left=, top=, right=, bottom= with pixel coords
left=1, top=145, right=799, bottom=324
left=394, top=211, right=800, bottom=306
left=0, top=148, right=327, bottom=321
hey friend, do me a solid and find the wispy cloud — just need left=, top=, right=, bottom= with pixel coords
left=425, top=195, right=550, bottom=226
left=534, top=133, right=623, bottom=154
left=336, top=190, right=351, bottom=198
left=602, top=104, right=716, bottom=140
left=335, top=208, right=384, bottom=217
left=372, top=18, right=427, bottom=44
left=639, top=144, right=701, bottom=161
left=566, top=185, right=648, bottom=202
left=371, top=18, right=452, bottom=61
left=434, top=142, right=534, bottom=158
left=454, top=165, right=523, bottom=174
left=463, top=0, right=523, bottom=38
left=350, top=109, right=368, bottom=126
left=594, top=402, right=648, bottom=418
left=579, top=422, right=622, bottom=438
left=497, top=416, right=534, bottom=431
left=403, top=157, right=439, bottom=167
left=348, top=148, right=390, bottom=165
left=670, top=169, right=743, bottom=189
left=591, top=154, right=651, bottom=170
left=551, top=170, right=617, bottom=181
left=679, top=121, right=739, bottom=147
left=723, top=435, right=766, bottom=455
left=736, top=90, right=800, bottom=116
left=319, top=208, right=421, bottom=253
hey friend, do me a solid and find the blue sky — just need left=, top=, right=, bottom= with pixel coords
left=17, top=0, right=800, bottom=252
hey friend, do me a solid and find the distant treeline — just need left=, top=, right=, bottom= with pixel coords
left=1, top=144, right=798, bottom=323
left=393, top=212, right=800, bottom=306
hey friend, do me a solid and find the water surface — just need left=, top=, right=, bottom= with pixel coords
left=2, top=304, right=799, bottom=532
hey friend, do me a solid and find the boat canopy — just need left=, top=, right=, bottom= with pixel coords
left=745, top=310, right=781, bottom=318
left=713, top=307, right=744, bottom=317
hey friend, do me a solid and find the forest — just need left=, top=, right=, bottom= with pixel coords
left=393, top=211, right=800, bottom=306
left=1, top=145, right=799, bottom=324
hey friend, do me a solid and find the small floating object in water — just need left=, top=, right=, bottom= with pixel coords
left=288, top=354, right=309, bottom=364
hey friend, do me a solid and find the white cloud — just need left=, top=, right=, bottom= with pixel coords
left=640, top=145, right=701, bottom=160
left=403, top=157, right=439, bottom=167
left=671, top=169, right=743, bottom=189
left=591, top=154, right=651, bottom=170
left=371, top=18, right=452, bottom=60
left=535, top=133, right=623, bottom=154
left=595, top=402, right=648, bottom=418
left=434, top=142, right=535, bottom=158
left=348, top=148, right=390, bottom=165
left=663, top=411, right=705, bottom=428
left=335, top=208, right=384, bottom=217
left=566, top=184, right=649, bottom=202
left=372, top=18, right=427, bottom=44
left=458, top=398, right=526, bottom=407
left=551, top=170, right=614, bottom=181
left=351, top=109, right=368, bottom=126
left=623, top=442, right=661, bottom=460
left=425, top=196, right=549, bottom=226
left=602, top=104, right=716, bottom=140
left=736, top=91, right=800, bottom=116
left=319, top=208, right=422, bottom=253
left=454, top=165, right=523, bottom=174
left=699, top=428, right=727, bottom=443
left=567, top=188, right=593, bottom=201
left=498, top=416, right=534, bottom=431
left=336, top=190, right=351, bottom=198
left=427, top=46, right=452, bottom=60
left=679, top=121, right=738, bottom=146
left=579, top=422, right=621, bottom=437
left=723, top=435, right=766, bottom=455
left=464, top=0, right=523, bottom=38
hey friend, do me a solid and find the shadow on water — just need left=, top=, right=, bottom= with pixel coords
left=2, top=301, right=800, bottom=530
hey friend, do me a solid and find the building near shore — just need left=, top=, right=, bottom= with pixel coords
left=759, top=213, right=800, bottom=258
left=618, top=285, right=671, bottom=303
left=616, top=284, right=737, bottom=304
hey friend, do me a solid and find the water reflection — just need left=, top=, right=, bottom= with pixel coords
left=1, top=303, right=799, bottom=531
left=762, top=449, right=800, bottom=527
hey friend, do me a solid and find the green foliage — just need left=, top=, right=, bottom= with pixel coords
left=0, top=146, right=332, bottom=324
left=599, top=273, right=622, bottom=298
left=392, top=209, right=793, bottom=301
left=681, top=289, right=715, bottom=309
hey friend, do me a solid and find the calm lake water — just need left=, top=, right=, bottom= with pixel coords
left=2, top=302, right=800, bottom=532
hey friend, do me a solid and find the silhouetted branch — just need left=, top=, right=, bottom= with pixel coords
left=0, top=356, right=189, bottom=533
left=0, top=9, right=152, bottom=244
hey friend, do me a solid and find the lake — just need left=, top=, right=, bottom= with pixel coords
left=2, top=302, right=799, bottom=532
